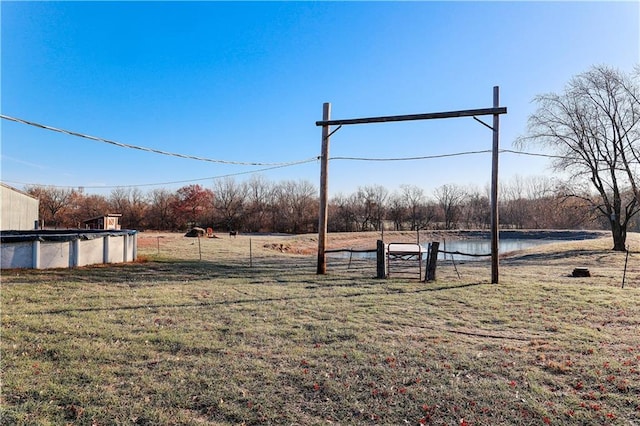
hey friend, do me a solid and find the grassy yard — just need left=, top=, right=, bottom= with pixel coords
left=1, top=232, right=639, bottom=425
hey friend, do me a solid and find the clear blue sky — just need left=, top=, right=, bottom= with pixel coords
left=1, top=1, right=638, bottom=197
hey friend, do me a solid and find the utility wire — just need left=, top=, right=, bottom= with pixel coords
left=0, top=114, right=317, bottom=167
left=1, top=112, right=574, bottom=189
left=330, top=149, right=563, bottom=162
left=499, top=149, right=566, bottom=159
left=1, top=113, right=568, bottom=165
left=2, top=157, right=319, bottom=190
left=1, top=149, right=566, bottom=190
left=331, top=149, right=493, bottom=161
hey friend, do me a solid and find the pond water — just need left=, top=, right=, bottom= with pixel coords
left=434, top=239, right=565, bottom=260
left=332, top=238, right=567, bottom=261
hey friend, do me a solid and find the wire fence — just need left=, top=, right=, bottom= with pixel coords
left=324, top=245, right=492, bottom=281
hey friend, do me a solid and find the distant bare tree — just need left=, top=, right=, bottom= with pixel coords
left=244, top=175, right=273, bottom=232
left=290, top=180, right=318, bottom=233
left=517, top=65, right=640, bottom=250
left=26, top=185, right=75, bottom=228
left=355, top=185, right=388, bottom=231
left=70, top=192, right=110, bottom=228
left=401, top=184, right=426, bottom=231
left=213, top=177, right=247, bottom=232
left=386, top=192, right=407, bottom=231
left=329, top=193, right=358, bottom=232
left=273, top=180, right=317, bottom=233
left=434, top=184, right=467, bottom=230
left=500, top=176, right=528, bottom=229
left=462, top=186, right=490, bottom=229
left=127, top=188, right=148, bottom=229
left=108, top=187, right=147, bottom=229
left=147, top=188, right=178, bottom=230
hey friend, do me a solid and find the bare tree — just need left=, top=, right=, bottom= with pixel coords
left=500, top=176, right=528, bottom=229
left=26, top=185, right=75, bottom=228
left=462, top=186, right=490, bottom=229
left=355, top=185, right=388, bottom=231
left=289, top=180, right=318, bottom=234
left=434, top=184, right=467, bottom=230
left=517, top=65, right=640, bottom=250
left=614, top=65, right=640, bottom=205
left=213, top=177, right=247, bottom=232
left=386, top=192, right=407, bottom=231
left=272, top=180, right=317, bottom=233
left=70, top=192, right=110, bottom=228
left=400, top=184, right=426, bottom=231
left=147, top=188, right=178, bottom=230
left=244, top=175, right=273, bottom=232
left=329, top=193, right=358, bottom=232
left=108, top=188, right=147, bottom=229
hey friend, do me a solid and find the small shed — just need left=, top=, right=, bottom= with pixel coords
left=1, top=183, right=39, bottom=230
left=83, top=214, right=122, bottom=230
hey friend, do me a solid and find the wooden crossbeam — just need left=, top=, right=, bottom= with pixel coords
left=316, top=107, right=507, bottom=127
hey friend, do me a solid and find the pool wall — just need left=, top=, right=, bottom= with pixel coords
left=1, top=230, right=137, bottom=269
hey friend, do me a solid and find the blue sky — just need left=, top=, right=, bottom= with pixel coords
left=1, top=1, right=638, bottom=197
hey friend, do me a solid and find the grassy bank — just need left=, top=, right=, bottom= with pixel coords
left=1, top=233, right=639, bottom=425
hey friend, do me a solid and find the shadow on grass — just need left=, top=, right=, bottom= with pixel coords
left=502, top=249, right=610, bottom=265
left=34, top=283, right=487, bottom=316
left=11, top=257, right=486, bottom=315
left=1, top=256, right=319, bottom=285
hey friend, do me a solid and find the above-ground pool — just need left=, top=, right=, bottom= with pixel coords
left=1, top=229, right=137, bottom=269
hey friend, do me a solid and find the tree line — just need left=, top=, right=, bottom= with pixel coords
left=24, top=174, right=637, bottom=235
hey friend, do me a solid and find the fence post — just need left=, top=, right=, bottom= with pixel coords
left=426, top=241, right=439, bottom=282
left=376, top=240, right=387, bottom=279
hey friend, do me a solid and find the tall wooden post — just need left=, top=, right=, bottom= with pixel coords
left=425, top=241, right=440, bottom=282
left=491, top=86, right=500, bottom=284
left=317, top=102, right=331, bottom=274
left=376, top=240, right=386, bottom=278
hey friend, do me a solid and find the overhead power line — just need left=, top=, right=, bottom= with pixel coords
left=1, top=148, right=565, bottom=190
left=499, top=149, right=566, bottom=159
left=0, top=114, right=317, bottom=166
left=330, top=149, right=563, bottom=162
left=2, top=157, right=319, bottom=190
left=331, top=149, right=494, bottom=161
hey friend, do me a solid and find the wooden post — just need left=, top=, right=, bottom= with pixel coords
left=491, top=86, right=500, bottom=284
left=376, top=240, right=386, bottom=278
left=317, top=102, right=331, bottom=274
left=622, top=247, right=629, bottom=288
left=314, top=96, right=506, bottom=283
left=426, top=241, right=439, bottom=282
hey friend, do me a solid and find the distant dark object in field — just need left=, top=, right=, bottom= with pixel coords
left=229, top=231, right=238, bottom=238
left=185, top=227, right=205, bottom=238
left=572, top=267, right=591, bottom=277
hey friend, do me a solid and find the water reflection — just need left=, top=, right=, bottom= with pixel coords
left=330, top=239, right=565, bottom=261
left=434, top=239, right=563, bottom=260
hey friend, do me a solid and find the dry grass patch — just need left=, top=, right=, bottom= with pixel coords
left=1, top=233, right=639, bottom=425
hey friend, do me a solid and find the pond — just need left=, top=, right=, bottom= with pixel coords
left=330, top=238, right=568, bottom=262
left=434, top=238, right=565, bottom=261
